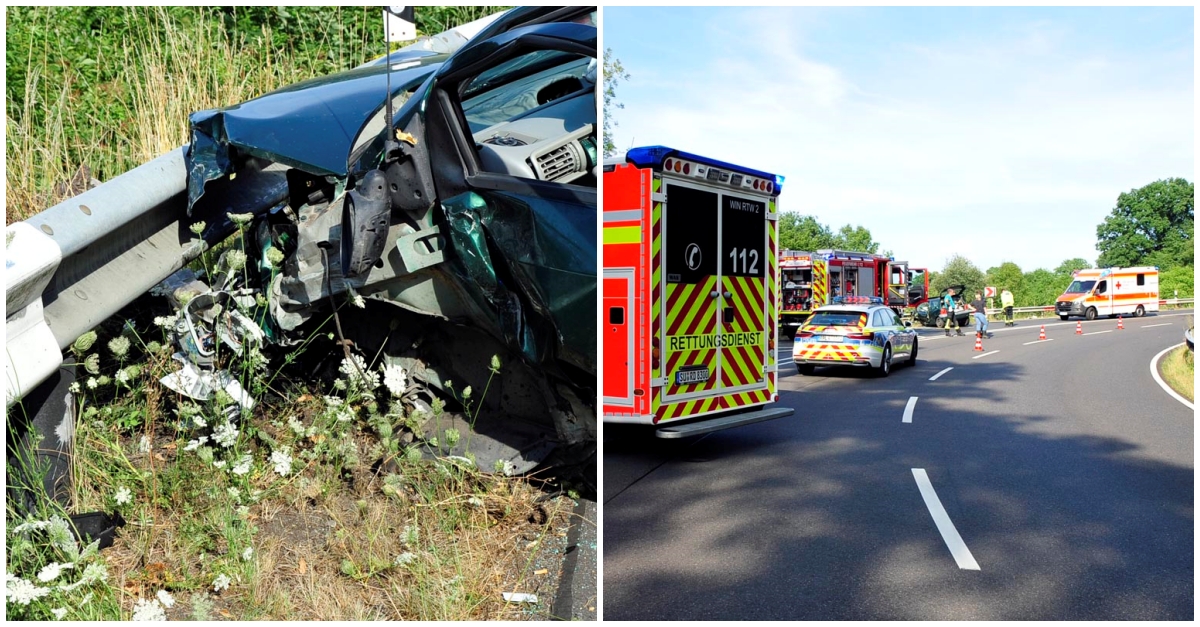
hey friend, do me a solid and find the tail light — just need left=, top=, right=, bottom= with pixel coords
left=796, top=331, right=814, bottom=339
left=845, top=333, right=872, bottom=340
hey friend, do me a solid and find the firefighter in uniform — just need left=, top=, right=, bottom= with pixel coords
left=942, top=288, right=964, bottom=337
left=1000, top=288, right=1015, bottom=326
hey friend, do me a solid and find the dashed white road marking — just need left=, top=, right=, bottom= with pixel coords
left=971, top=350, right=1000, bottom=359
left=929, top=367, right=953, bottom=381
left=1022, top=338, right=1056, bottom=346
left=902, top=396, right=918, bottom=423
left=1141, top=323, right=1173, bottom=329
left=912, top=469, right=980, bottom=571
left=1083, top=330, right=1113, bottom=336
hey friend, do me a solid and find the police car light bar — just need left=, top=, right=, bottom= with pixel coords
left=832, top=296, right=884, bottom=305
left=625, top=145, right=784, bottom=195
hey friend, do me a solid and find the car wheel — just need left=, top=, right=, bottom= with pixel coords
left=1059, top=315, right=1069, bottom=321
left=797, top=364, right=814, bottom=376
left=1134, top=305, right=1145, bottom=317
left=907, top=338, right=918, bottom=366
left=1085, top=307, right=1097, bottom=321
left=877, top=344, right=892, bottom=377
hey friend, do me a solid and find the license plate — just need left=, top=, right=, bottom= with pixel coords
left=817, top=335, right=842, bottom=342
left=675, top=367, right=710, bottom=385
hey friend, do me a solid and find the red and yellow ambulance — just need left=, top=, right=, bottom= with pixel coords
left=602, top=146, right=793, bottom=437
left=1055, top=266, right=1159, bottom=320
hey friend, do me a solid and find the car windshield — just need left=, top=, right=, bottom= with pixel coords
left=808, top=311, right=865, bottom=327
left=461, top=52, right=592, bottom=133
left=1065, top=280, right=1096, bottom=293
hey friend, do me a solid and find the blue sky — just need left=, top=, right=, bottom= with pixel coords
left=603, top=6, right=1194, bottom=273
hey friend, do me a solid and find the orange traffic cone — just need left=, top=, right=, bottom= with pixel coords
left=1039, top=325, right=1046, bottom=341
left=1117, top=316, right=1124, bottom=330
left=974, top=332, right=984, bottom=351
left=1075, top=321, right=1083, bottom=335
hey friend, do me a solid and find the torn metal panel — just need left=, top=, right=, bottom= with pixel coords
left=186, top=57, right=447, bottom=212
left=442, top=190, right=596, bottom=375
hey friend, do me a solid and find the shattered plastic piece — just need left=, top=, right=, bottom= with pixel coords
left=160, top=356, right=255, bottom=411
left=502, top=592, right=538, bottom=604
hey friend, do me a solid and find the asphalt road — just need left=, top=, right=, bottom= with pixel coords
left=603, top=311, right=1194, bottom=620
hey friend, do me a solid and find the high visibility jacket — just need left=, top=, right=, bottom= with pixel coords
left=1000, top=291, right=1014, bottom=307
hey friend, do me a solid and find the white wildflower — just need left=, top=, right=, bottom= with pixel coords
left=402, top=524, right=419, bottom=546
left=5, top=576, right=51, bottom=605
left=212, top=573, right=232, bottom=592
left=12, top=519, right=52, bottom=534
left=264, top=246, right=285, bottom=267
left=59, top=562, right=108, bottom=592
left=69, top=382, right=81, bottom=394
left=224, top=250, right=248, bottom=272
left=394, top=552, right=416, bottom=567
left=37, top=562, right=73, bottom=582
left=228, top=212, right=254, bottom=226
left=156, top=589, right=176, bottom=608
left=192, top=413, right=208, bottom=429
left=212, top=460, right=226, bottom=469
left=108, top=336, right=131, bottom=359
left=131, top=597, right=166, bottom=621
left=138, top=435, right=151, bottom=454
left=288, top=415, right=306, bottom=435
left=153, top=314, right=177, bottom=328
left=271, top=448, right=293, bottom=476
left=86, top=377, right=98, bottom=389
left=241, top=547, right=254, bottom=562
left=462, top=385, right=472, bottom=399
left=339, top=354, right=379, bottom=390
left=336, top=408, right=354, bottom=423
left=227, top=487, right=241, bottom=500
left=115, top=368, right=130, bottom=384
left=382, top=363, right=407, bottom=397
left=231, top=455, right=252, bottom=476
left=333, top=378, right=347, bottom=391
left=114, top=486, right=133, bottom=505
left=212, top=421, right=239, bottom=448
left=184, top=436, right=209, bottom=452
left=323, top=396, right=343, bottom=408
left=51, top=608, right=68, bottom=620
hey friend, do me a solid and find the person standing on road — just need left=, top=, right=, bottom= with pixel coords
left=942, top=288, right=964, bottom=337
left=1000, top=288, right=1015, bottom=327
left=972, top=292, right=990, bottom=338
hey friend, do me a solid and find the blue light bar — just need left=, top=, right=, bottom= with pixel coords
left=832, top=296, right=884, bottom=305
left=625, top=145, right=785, bottom=195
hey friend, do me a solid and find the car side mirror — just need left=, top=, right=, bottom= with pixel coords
left=903, top=320, right=913, bottom=328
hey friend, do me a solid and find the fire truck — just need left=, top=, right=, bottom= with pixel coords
left=887, top=260, right=931, bottom=312
left=602, top=146, right=794, bottom=437
left=779, top=249, right=900, bottom=339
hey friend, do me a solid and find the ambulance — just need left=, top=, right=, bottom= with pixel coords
left=1055, top=266, right=1159, bottom=320
left=779, top=249, right=895, bottom=339
left=602, top=146, right=793, bottom=437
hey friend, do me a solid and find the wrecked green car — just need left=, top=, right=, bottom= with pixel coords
left=6, top=6, right=597, bottom=521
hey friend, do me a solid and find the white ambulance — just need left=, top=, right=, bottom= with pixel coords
left=1055, top=267, right=1159, bottom=320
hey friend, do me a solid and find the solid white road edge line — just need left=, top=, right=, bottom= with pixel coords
left=1083, top=330, right=1113, bottom=336
left=1022, top=338, right=1056, bottom=346
left=929, top=367, right=953, bottom=381
left=1141, top=323, right=1173, bottom=329
left=971, top=350, right=1000, bottom=359
left=1150, top=342, right=1194, bottom=411
left=912, top=468, right=980, bottom=571
left=903, top=396, right=918, bottom=423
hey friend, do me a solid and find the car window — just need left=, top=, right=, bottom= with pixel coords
left=808, top=310, right=864, bottom=327
left=462, top=51, right=592, bottom=132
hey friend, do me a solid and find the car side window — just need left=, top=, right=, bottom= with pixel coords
left=463, top=50, right=597, bottom=187
left=870, top=311, right=884, bottom=327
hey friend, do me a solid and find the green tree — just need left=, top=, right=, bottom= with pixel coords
left=603, top=48, right=630, bottom=158
left=832, top=224, right=879, bottom=253
left=1159, top=266, right=1194, bottom=299
left=1053, top=258, right=1091, bottom=276
left=1096, top=178, right=1194, bottom=269
left=1020, top=268, right=1063, bottom=307
left=985, top=261, right=1024, bottom=296
left=778, top=213, right=836, bottom=252
left=931, top=254, right=985, bottom=298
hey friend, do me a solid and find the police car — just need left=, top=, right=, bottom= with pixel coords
left=792, top=297, right=918, bottom=377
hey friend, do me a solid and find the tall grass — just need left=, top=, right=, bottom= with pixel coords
left=5, top=6, right=510, bottom=224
